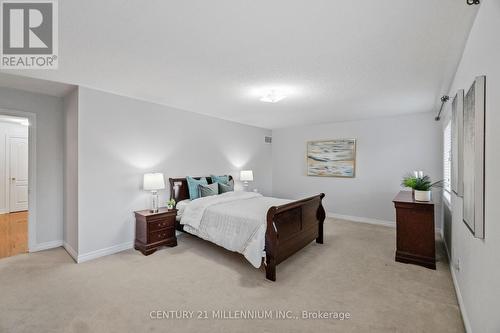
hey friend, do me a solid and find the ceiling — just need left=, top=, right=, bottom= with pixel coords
left=1, top=0, right=478, bottom=129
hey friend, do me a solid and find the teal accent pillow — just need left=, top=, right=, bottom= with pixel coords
left=199, top=183, right=219, bottom=198
left=218, top=179, right=234, bottom=193
left=186, top=177, right=208, bottom=200
left=211, top=174, right=230, bottom=185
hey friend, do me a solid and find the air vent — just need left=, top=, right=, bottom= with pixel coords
left=264, top=136, right=272, bottom=144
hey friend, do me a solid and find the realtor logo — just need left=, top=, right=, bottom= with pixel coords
left=1, top=0, right=58, bottom=69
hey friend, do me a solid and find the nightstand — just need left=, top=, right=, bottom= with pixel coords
left=134, top=208, right=177, bottom=255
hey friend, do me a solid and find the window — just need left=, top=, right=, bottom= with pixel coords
left=443, top=121, right=452, bottom=203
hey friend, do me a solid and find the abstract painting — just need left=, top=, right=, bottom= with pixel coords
left=307, top=139, right=356, bottom=177
left=463, top=76, right=485, bottom=239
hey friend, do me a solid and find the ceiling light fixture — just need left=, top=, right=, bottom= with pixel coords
left=260, top=90, right=287, bottom=103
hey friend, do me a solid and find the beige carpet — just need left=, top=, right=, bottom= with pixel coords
left=0, top=218, right=464, bottom=333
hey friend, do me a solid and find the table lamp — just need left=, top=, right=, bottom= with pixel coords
left=143, top=173, right=165, bottom=213
left=240, top=170, right=254, bottom=189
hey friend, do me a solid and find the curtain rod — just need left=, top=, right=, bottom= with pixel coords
left=434, top=95, right=450, bottom=121
left=435, top=1, right=477, bottom=121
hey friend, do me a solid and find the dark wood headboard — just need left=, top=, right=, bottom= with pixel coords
left=169, top=175, right=233, bottom=203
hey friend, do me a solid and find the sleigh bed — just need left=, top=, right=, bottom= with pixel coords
left=169, top=176, right=325, bottom=281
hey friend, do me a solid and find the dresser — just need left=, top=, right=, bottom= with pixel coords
left=393, top=191, right=436, bottom=269
left=134, top=208, right=177, bottom=255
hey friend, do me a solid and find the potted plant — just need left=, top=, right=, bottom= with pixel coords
left=402, top=171, right=442, bottom=202
left=166, top=198, right=176, bottom=210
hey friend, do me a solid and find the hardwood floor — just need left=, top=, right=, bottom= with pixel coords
left=0, top=211, right=28, bottom=259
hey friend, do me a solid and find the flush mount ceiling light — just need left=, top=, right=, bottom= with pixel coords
left=247, top=85, right=301, bottom=103
left=260, top=90, right=287, bottom=103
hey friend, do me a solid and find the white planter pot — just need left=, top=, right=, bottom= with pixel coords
left=414, top=190, right=431, bottom=202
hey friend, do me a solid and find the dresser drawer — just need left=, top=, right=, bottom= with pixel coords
left=148, top=218, right=174, bottom=232
left=148, top=227, right=174, bottom=243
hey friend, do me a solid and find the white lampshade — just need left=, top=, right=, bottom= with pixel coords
left=240, top=170, right=254, bottom=182
left=143, top=173, right=165, bottom=191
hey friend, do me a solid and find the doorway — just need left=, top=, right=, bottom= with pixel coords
left=0, top=115, right=29, bottom=259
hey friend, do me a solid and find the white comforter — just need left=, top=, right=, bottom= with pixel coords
left=180, top=191, right=291, bottom=268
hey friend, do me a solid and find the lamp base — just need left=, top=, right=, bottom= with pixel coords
left=150, top=191, right=159, bottom=213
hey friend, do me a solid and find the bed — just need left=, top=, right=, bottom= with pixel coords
left=169, top=176, right=326, bottom=281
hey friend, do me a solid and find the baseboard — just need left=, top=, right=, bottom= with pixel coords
left=327, top=212, right=442, bottom=233
left=443, top=238, right=472, bottom=333
left=30, top=240, right=63, bottom=252
left=327, top=212, right=396, bottom=228
left=77, top=241, right=134, bottom=263
left=63, top=242, right=78, bottom=262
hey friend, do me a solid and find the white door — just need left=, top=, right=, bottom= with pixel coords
left=9, top=137, right=29, bottom=212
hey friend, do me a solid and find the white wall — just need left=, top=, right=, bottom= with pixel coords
left=0, top=121, right=28, bottom=214
left=0, top=87, right=64, bottom=247
left=443, top=1, right=500, bottom=331
left=76, top=87, right=272, bottom=257
left=272, top=112, right=442, bottom=225
left=63, top=88, right=79, bottom=258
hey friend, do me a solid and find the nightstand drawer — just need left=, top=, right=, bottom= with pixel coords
left=148, top=227, right=174, bottom=243
left=149, top=218, right=174, bottom=232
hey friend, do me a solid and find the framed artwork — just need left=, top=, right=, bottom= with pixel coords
left=463, top=76, right=486, bottom=239
left=451, top=89, right=464, bottom=196
left=307, top=139, right=356, bottom=178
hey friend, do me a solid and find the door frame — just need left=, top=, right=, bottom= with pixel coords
left=0, top=108, right=37, bottom=252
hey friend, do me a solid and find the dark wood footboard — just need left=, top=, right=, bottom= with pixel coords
left=265, top=193, right=326, bottom=281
